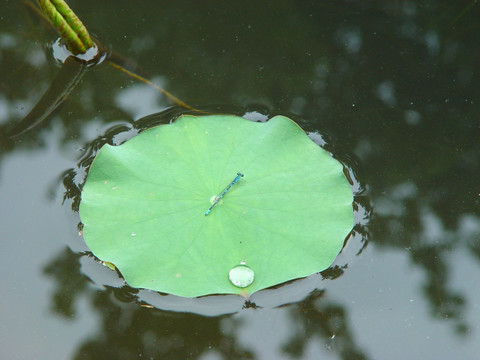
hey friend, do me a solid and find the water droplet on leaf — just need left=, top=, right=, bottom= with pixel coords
left=229, top=264, right=254, bottom=288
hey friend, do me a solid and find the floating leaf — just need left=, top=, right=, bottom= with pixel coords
left=79, top=115, right=353, bottom=297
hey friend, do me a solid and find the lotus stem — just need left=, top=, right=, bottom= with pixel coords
left=108, top=62, right=198, bottom=111
left=37, top=0, right=94, bottom=55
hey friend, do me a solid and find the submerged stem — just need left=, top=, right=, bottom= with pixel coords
left=108, top=61, right=199, bottom=111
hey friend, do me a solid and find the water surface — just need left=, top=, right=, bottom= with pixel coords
left=1, top=1, right=479, bottom=359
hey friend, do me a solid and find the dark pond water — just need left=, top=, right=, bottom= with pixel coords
left=1, top=1, right=480, bottom=359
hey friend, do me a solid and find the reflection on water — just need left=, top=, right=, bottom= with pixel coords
left=1, top=1, right=480, bottom=359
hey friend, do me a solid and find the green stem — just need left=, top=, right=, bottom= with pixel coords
left=37, top=0, right=94, bottom=55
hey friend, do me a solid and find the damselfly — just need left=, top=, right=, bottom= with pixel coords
left=205, top=172, right=244, bottom=216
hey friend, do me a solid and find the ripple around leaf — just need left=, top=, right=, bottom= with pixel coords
left=79, top=115, right=354, bottom=297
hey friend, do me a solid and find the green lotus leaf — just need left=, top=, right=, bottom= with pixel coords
left=79, top=114, right=353, bottom=297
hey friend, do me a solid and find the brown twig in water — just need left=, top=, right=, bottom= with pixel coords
left=108, top=61, right=200, bottom=112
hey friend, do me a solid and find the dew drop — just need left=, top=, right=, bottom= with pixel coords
left=229, top=264, right=254, bottom=288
